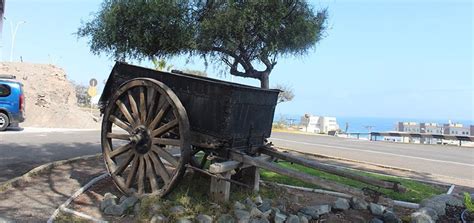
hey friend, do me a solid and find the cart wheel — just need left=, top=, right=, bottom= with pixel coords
left=101, top=78, right=191, bottom=197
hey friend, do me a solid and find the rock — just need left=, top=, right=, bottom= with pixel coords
left=0, top=217, right=14, bottom=223
left=100, top=192, right=118, bottom=211
left=250, top=207, right=263, bottom=218
left=419, top=199, right=446, bottom=216
left=410, top=211, right=435, bottom=223
left=150, top=214, right=168, bottom=223
left=196, top=214, right=213, bottom=223
left=333, top=198, right=350, bottom=211
left=299, top=215, right=308, bottom=223
left=382, top=211, right=401, bottom=223
left=234, top=201, right=246, bottom=210
left=210, top=203, right=221, bottom=210
left=245, top=197, right=257, bottom=209
left=351, top=197, right=369, bottom=210
left=297, top=212, right=312, bottom=221
left=368, top=218, right=383, bottom=223
left=250, top=218, right=270, bottom=223
left=274, top=212, right=287, bottom=223
left=261, top=210, right=272, bottom=219
left=119, top=195, right=127, bottom=203
left=176, top=218, right=192, bottom=223
left=120, top=195, right=139, bottom=210
left=299, top=205, right=331, bottom=219
left=285, top=214, right=300, bottom=223
left=255, top=195, right=263, bottom=205
left=134, top=203, right=141, bottom=215
left=234, top=209, right=251, bottom=221
left=369, top=203, right=386, bottom=216
left=258, top=199, right=272, bottom=212
left=104, top=204, right=125, bottom=216
left=170, top=205, right=186, bottom=215
left=417, top=207, right=438, bottom=221
left=432, top=194, right=464, bottom=207
left=217, top=214, right=235, bottom=223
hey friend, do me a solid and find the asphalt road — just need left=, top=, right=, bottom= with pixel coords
left=1, top=128, right=473, bottom=184
left=270, top=132, right=474, bottom=182
left=0, top=128, right=101, bottom=183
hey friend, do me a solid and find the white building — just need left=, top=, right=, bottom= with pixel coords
left=300, top=114, right=339, bottom=134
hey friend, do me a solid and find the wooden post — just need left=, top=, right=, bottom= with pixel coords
left=239, top=166, right=260, bottom=192
left=210, top=172, right=232, bottom=203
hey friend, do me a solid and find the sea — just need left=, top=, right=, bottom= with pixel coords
left=274, top=114, right=473, bottom=133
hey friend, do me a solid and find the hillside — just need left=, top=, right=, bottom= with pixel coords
left=0, top=62, right=99, bottom=129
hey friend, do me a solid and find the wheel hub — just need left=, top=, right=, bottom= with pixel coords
left=0, top=117, right=5, bottom=126
left=130, top=126, right=152, bottom=154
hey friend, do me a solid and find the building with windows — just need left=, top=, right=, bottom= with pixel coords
left=443, top=123, right=471, bottom=136
left=395, top=122, right=420, bottom=133
left=300, top=114, right=339, bottom=134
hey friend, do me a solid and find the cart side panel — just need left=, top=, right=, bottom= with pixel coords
left=100, top=62, right=279, bottom=149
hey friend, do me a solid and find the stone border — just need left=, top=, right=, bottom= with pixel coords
left=0, top=153, right=102, bottom=192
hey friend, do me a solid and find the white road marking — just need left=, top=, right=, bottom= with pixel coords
left=270, top=137, right=474, bottom=168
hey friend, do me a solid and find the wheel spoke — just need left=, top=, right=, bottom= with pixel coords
left=109, top=115, right=132, bottom=133
left=128, top=90, right=141, bottom=124
left=126, top=155, right=139, bottom=188
left=151, top=145, right=179, bottom=166
left=144, top=154, right=160, bottom=193
left=152, top=138, right=181, bottom=147
left=148, top=99, right=170, bottom=129
left=107, top=133, right=131, bottom=141
left=116, top=99, right=135, bottom=126
left=137, top=156, right=145, bottom=194
left=113, top=151, right=134, bottom=175
left=146, top=88, right=158, bottom=123
left=139, top=87, right=147, bottom=123
left=152, top=119, right=178, bottom=137
left=110, top=143, right=132, bottom=158
left=148, top=150, right=171, bottom=184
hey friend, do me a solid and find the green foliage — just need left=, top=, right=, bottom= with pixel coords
left=78, top=0, right=328, bottom=88
left=260, top=161, right=445, bottom=203
left=464, top=192, right=474, bottom=213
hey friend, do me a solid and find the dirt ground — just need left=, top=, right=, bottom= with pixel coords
left=0, top=157, right=105, bottom=222
left=0, top=62, right=100, bottom=129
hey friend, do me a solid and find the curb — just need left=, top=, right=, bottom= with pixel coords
left=0, top=153, right=102, bottom=192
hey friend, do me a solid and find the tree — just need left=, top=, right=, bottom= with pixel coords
left=72, top=81, right=91, bottom=106
left=274, top=84, right=295, bottom=104
left=78, top=0, right=327, bottom=89
left=152, top=57, right=174, bottom=72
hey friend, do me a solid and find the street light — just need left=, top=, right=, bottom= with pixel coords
left=6, top=18, right=26, bottom=62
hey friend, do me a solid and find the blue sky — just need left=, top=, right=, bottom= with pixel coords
left=2, top=0, right=473, bottom=121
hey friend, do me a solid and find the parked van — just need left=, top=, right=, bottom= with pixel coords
left=0, top=74, right=25, bottom=131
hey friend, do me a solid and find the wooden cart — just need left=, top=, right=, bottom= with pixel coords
left=99, top=62, right=404, bottom=201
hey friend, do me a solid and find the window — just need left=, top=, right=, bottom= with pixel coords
left=0, top=84, right=11, bottom=97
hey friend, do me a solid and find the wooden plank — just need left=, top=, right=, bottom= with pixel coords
left=209, top=161, right=241, bottom=174
left=261, top=147, right=406, bottom=192
left=229, top=150, right=370, bottom=200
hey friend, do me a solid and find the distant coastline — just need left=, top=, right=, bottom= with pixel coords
left=274, top=114, right=473, bottom=133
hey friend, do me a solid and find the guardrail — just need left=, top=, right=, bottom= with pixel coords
left=369, top=132, right=474, bottom=146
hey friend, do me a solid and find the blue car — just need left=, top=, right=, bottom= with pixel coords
left=0, top=75, right=25, bottom=131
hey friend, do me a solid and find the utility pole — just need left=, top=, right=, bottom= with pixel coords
left=0, top=0, right=6, bottom=60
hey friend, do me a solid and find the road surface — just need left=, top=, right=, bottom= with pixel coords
left=270, top=132, right=474, bottom=182
left=1, top=128, right=473, bottom=184
left=0, top=128, right=101, bottom=183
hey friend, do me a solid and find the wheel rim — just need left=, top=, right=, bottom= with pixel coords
left=101, top=78, right=191, bottom=197
left=0, top=116, right=5, bottom=127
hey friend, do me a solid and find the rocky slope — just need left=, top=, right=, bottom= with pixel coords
left=0, top=62, right=99, bottom=129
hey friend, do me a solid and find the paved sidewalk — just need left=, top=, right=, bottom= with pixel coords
left=0, top=157, right=105, bottom=222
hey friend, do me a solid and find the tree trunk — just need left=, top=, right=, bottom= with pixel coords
left=260, top=72, right=270, bottom=89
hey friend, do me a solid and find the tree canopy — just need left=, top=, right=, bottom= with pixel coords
left=78, top=0, right=327, bottom=89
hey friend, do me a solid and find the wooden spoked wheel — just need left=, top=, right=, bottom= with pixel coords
left=101, top=78, right=191, bottom=197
